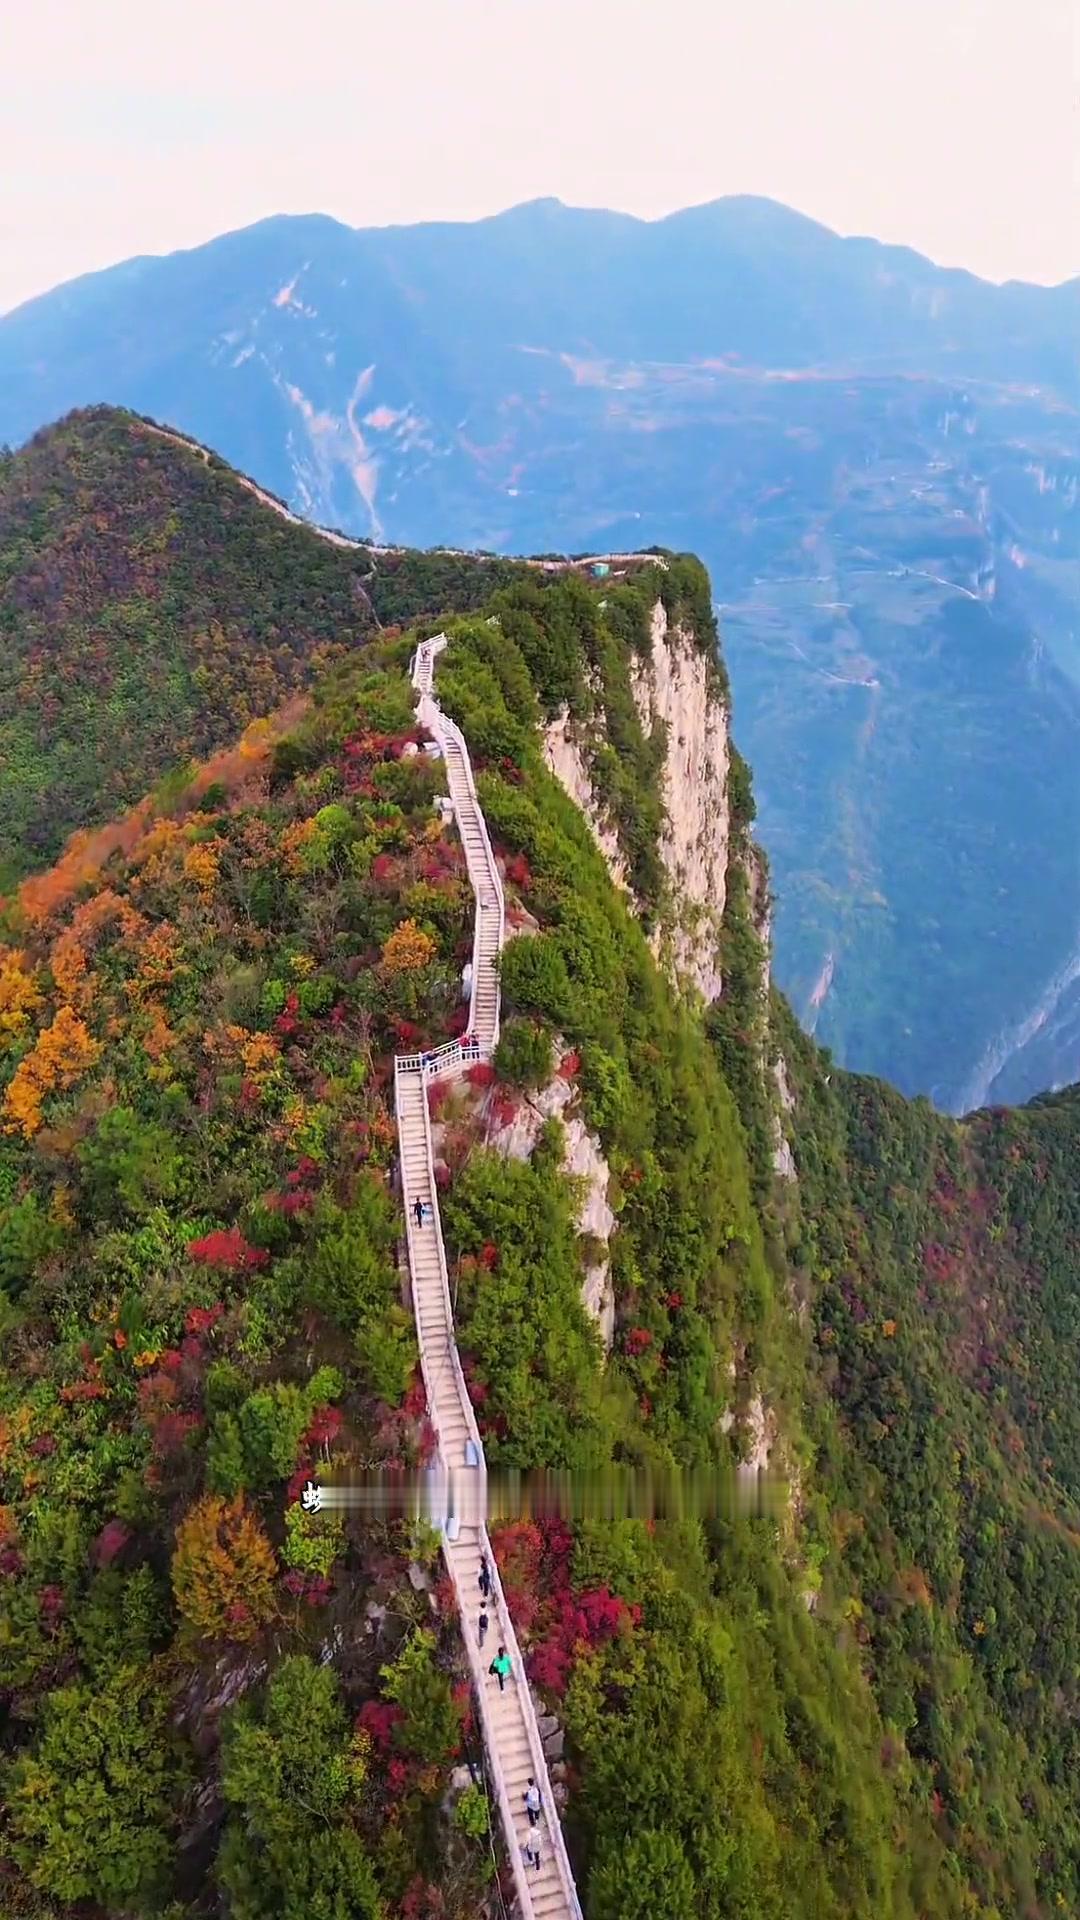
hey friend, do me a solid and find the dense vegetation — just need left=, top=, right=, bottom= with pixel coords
left=0, top=408, right=535, bottom=883
left=769, top=998, right=1080, bottom=1918
left=5, top=424, right=1080, bottom=1918
left=0, top=634, right=509, bottom=1915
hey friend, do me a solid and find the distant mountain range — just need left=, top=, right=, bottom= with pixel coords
left=2, top=196, right=1078, bottom=1109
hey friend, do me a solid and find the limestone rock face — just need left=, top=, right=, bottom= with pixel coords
left=541, top=705, right=628, bottom=889
left=541, top=598, right=731, bottom=1006
left=632, top=600, right=730, bottom=1005
left=485, top=1068, right=616, bottom=1353
left=772, top=1052, right=797, bottom=1181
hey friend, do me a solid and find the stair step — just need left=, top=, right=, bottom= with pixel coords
left=397, top=658, right=577, bottom=1920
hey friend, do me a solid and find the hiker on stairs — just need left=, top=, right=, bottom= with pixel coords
left=488, top=1645, right=512, bottom=1693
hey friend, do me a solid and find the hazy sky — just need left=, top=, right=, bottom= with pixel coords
left=3, top=0, right=1078, bottom=312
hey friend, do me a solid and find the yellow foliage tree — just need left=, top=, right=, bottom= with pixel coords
left=0, top=949, right=42, bottom=1046
left=48, top=932, right=88, bottom=1006
left=381, top=918, right=437, bottom=976
left=182, top=842, right=220, bottom=898
left=2, top=1007, right=102, bottom=1138
left=172, top=1494, right=277, bottom=1642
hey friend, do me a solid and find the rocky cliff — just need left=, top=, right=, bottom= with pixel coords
left=543, top=594, right=730, bottom=1006
left=632, top=600, right=730, bottom=1004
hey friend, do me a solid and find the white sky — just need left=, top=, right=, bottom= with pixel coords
left=2, top=0, right=1079, bottom=312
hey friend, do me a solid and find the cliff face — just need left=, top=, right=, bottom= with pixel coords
left=541, top=589, right=795, bottom=1205
left=543, top=595, right=730, bottom=1005
left=484, top=1060, right=617, bottom=1353
left=541, top=705, right=628, bottom=891
left=632, top=600, right=729, bottom=1004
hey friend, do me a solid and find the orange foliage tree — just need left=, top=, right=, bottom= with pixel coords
left=49, top=889, right=145, bottom=1005
left=172, top=1494, right=277, bottom=1642
left=2, top=1006, right=102, bottom=1138
left=381, top=919, right=437, bottom=976
left=0, top=949, right=42, bottom=1045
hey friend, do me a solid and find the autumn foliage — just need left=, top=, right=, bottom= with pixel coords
left=187, top=1228, right=269, bottom=1274
left=380, top=918, right=437, bottom=975
left=172, top=1494, right=277, bottom=1641
left=0, top=948, right=42, bottom=1043
left=2, top=1005, right=102, bottom=1137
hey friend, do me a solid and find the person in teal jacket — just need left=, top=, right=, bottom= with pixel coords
left=489, top=1646, right=512, bottom=1692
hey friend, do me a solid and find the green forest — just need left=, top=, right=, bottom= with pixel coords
left=1, top=408, right=1080, bottom=1918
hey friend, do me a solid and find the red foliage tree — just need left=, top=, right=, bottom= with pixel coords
left=187, top=1229, right=268, bottom=1274
left=402, top=1371, right=427, bottom=1420
left=401, top=1878, right=448, bottom=1920
left=303, top=1404, right=343, bottom=1450
left=94, top=1518, right=132, bottom=1568
left=185, top=1302, right=226, bottom=1334
left=356, top=1697, right=404, bottom=1755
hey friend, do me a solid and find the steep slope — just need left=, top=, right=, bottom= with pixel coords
left=7, top=425, right=1080, bottom=1917
left=2, top=203, right=1078, bottom=1104
left=0, top=407, right=524, bottom=880
left=775, top=1009, right=1080, bottom=1916
left=0, top=467, right=960, bottom=1918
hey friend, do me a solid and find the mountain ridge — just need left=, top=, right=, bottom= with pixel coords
left=6, top=194, right=1079, bottom=323
left=5, top=419, right=1080, bottom=1912
left=1, top=209, right=1078, bottom=1110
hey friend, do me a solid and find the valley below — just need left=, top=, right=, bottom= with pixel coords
left=2, top=197, right=1079, bottom=1107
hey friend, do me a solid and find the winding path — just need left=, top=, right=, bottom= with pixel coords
left=394, top=636, right=583, bottom=1920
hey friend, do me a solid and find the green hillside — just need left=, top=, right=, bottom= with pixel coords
left=2, top=421, right=1080, bottom=1917
left=0, top=407, right=523, bottom=881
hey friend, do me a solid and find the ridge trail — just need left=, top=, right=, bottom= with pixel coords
left=394, top=635, right=583, bottom=1920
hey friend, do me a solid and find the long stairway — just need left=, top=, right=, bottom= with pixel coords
left=395, top=637, right=582, bottom=1920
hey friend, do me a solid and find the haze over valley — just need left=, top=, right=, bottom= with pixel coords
left=4, top=194, right=1077, bottom=1107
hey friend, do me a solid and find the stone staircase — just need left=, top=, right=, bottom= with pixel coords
left=394, top=636, right=582, bottom=1920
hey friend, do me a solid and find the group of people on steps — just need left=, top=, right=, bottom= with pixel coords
left=478, top=1553, right=547, bottom=1877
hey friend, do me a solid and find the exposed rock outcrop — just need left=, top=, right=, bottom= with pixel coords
left=772, top=1052, right=797, bottom=1181
left=541, top=600, right=730, bottom=1006
left=741, top=840, right=797, bottom=1184
left=484, top=1066, right=616, bottom=1353
left=632, top=600, right=729, bottom=1004
left=541, top=706, right=628, bottom=889
left=739, top=1391, right=775, bottom=1477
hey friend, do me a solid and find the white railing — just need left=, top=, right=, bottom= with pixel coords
left=410, top=635, right=505, bottom=1049
left=395, top=634, right=583, bottom=1920
left=396, top=1050, right=583, bottom=1920
left=438, top=710, right=506, bottom=1047
left=396, top=1038, right=487, bottom=1079
left=394, top=1057, right=486, bottom=1486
